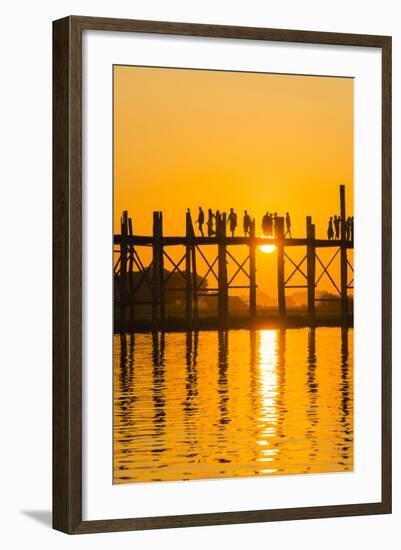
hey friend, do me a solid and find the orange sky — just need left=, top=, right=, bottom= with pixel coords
left=114, top=65, right=353, bottom=297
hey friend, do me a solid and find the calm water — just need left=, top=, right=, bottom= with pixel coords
left=113, top=328, right=353, bottom=483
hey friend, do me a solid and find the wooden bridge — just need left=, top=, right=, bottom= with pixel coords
left=114, top=185, right=353, bottom=330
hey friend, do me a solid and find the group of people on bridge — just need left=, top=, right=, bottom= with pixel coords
left=195, top=207, right=292, bottom=238
left=261, top=211, right=292, bottom=238
left=327, top=215, right=354, bottom=241
left=194, top=207, right=354, bottom=241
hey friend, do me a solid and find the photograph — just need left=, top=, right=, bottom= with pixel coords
left=112, top=65, right=354, bottom=484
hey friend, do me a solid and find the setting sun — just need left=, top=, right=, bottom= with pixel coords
left=259, top=237, right=276, bottom=254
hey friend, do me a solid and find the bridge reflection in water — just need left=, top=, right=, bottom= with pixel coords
left=113, top=327, right=353, bottom=483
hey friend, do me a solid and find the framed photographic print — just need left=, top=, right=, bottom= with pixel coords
left=53, top=16, right=392, bottom=534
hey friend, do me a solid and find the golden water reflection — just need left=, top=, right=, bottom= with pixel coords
left=114, top=328, right=353, bottom=483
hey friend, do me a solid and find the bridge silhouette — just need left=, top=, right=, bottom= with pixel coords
left=114, top=185, right=353, bottom=331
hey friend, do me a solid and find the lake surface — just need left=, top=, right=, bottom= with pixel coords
left=114, top=327, right=353, bottom=483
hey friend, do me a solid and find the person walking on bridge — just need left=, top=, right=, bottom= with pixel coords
left=262, top=211, right=274, bottom=237
left=334, top=215, right=340, bottom=240
left=327, top=217, right=334, bottom=240
left=273, top=212, right=278, bottom=237
left=243, top=210, right=251, bottom=236
left=227, top=208, right=238, bottom=237
left=345, top=217, right=352, bottom=241
left=285, top=212, right=292, bottom=238
left=267, top=213, right=273, bottom=236
left=206, top=208, right=215, bottom=237
left=262, top=211, right=270, bottom=236
left=196, top=206, right=205, bottom=236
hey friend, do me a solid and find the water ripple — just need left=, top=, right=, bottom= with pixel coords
left=114, top=327, right=353, bottom=483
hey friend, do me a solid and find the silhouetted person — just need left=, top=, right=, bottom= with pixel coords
left=345, top=217, right=352, bottom=241
left=215, top=210, right=221, bottom=234
left=243, top=210, right=251, bottom=236
left=273, top=212, right=278, bottom=237
left=227, top=208, right=238, bottom=237
left=285, top=212, right=292, bottom=238
left=196, top=206, right=205, bottom=236
left=207, top=208, right=215, bottom=237
left=350, top=216, right=354, bottom=242
left=262, top=211, right=270, bottom=236
left=267, top=213, right=273, bottom=236
left=334, top=215, right=340, bottom=240
left=327, top=217, right=334, bottom=240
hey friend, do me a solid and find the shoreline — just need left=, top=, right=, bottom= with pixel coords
left=114, top=315, right=353, bottom=334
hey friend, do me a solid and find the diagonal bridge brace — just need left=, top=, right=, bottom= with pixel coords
left=226, top=250, right=250, bottom=286
left=195, top=245, right=219, bottom=287
left=163, top=250, right=187, bottom=284
left=315, top=248, right=341, bottom=295
left=284, top=253, right=307, bottom=286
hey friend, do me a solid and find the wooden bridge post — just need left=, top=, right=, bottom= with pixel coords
left=276, top=216, right=286, bottom=318
left=185, top=210, right=194, bottom=328
left=249, top=218, right=257, bottom=319
left=152, top=212, right=164, bottom=326
left=218, top=212, right=228, bottom=326
left=158, top=212, right=165, bottom=322
left=191, top=245, right=199, bottom=322
left=189, top=214, right=199, bottom=323
left=306, top=216, right=316, bottom=325
left=340, top=185, right=348, bottom=326
left=120, top=211, right=128, bottom=331
left=128, top=217, right=135, bottom=324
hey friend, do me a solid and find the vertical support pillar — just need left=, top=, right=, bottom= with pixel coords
left=276, top=216, right=286, bottom=318
left=185, top=210, right=193, bottom=329
left=306, top=216, right=316, bottom=325
left=158, top=213, right=165, bottom=322
left=152, top=212, right=163, bottom=327
left=189, top=216, right=199, bottom=323
left=152, top=212, right=158, bottom=325
left=191, top=246, right=199, bottom=322
left=249, top=218, right=257, bottom=319
left=120, top=211, right=128, bottom=331
left=218, top=212, right=228, bottom=326
left=340, top=185, right=348, bottom=326
left=128, top=217, right=135, bottom=325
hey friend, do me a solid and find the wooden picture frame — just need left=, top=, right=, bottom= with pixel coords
left=53, top=15, right=392, bottom=534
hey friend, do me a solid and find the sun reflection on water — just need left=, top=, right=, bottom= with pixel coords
left=257, top=330, right=279, bottom=470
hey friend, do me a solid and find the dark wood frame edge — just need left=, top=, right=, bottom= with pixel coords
left=52, top=15, right=392, bottom=535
